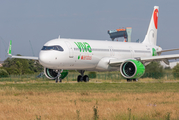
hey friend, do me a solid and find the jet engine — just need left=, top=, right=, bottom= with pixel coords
left=44, top=68, right=68, bottom=79
left=120, top=60, right=145, bottom=79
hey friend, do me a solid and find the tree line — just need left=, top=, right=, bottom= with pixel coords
left=0, top=56, right=179, bottom=79
left=0, top=55, right=43, bottom=77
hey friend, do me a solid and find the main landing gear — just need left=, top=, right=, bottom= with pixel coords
left=127, top=79, right=138, bottom=82
left=77, top=70, right=89, bottom=82
left=55, top=70, right=63, bottom=83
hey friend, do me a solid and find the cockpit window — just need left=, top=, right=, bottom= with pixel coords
left=41, top=45, right=64, bottom=51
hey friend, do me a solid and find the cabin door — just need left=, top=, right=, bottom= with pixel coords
left=65, top=42, right=74, bottom=58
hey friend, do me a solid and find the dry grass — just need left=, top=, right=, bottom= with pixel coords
left=0, top=86, right=179, bottom=120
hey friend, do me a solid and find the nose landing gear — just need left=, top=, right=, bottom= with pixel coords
left=55, top=70, right=63, bottom=83
left=77, top=70, right=89, bottom=82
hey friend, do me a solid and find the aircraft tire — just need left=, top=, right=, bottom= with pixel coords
left=127, top=79, right=132, bottom=82
left=55, top=78, right=58, bottom=83
left=83, top=75, right=89, bottom=82
left=58, top=78, right=62, bottom=82
left=133, top=79, right=138, bottom=82
left=77, top=75, right=82, bottom=82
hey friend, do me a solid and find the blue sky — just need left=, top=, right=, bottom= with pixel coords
left=0, top=0, right=179, bottom=60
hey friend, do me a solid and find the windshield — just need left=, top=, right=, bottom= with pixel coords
left=41, top=45, right=64, bottom=51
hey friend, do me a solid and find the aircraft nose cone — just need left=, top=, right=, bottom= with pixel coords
left=39, top=51, right=50, bottom=66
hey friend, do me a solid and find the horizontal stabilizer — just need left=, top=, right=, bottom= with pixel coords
left=158, top=48, right=179, bottom=53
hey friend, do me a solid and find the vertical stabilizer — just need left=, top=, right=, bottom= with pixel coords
left=142, top=6, right=159, bottom=45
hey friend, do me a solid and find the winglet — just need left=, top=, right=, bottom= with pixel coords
left=7, top=40, right=12, bottom=56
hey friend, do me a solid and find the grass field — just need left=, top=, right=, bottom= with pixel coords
left=0, top=81, right=179, bottom=120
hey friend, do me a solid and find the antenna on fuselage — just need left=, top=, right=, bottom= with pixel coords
left=58, top=35, right=60, bottom=39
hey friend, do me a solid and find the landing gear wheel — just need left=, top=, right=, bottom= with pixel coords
left=127, top=79, right=132, bottom=82
left=133, top=79, right=138, bottom=82
left=55, top=69, right=63, bottom=83
left=58, top=78, right=62, bottom=82
left=55, top=79, right=58, bottom=83
left=55, top=77, right=62, bottom=83
left=83, top=75, right=89, bottom=82
left=77, top=75, right=82, bottom=82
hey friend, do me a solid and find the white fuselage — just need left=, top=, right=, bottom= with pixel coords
left=39, top=38, right=161, bottom=71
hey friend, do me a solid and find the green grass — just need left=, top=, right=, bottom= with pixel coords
left=1, top=82, right=179, bottom=93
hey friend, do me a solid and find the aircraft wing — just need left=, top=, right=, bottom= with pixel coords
left=11, top=55, right=38, bottom=60
left=140, top=54, right=179, bottom=62
left=8, top=40, right=39, bottom=60
left=109, top=54, right=179, bottom=66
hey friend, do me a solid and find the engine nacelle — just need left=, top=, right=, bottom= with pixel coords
left=44, top=68, right=68, bottom=80
left=120, top=60, right=145, bottom=79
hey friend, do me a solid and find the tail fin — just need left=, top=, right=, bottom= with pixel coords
left=7, top=40, right=12, bottom=56
left=142, top=6, right=159, bottom=45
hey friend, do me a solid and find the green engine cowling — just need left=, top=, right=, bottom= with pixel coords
left=120, top=60, right=145, bottom=79
left=44, top=68, right=68, bottom=80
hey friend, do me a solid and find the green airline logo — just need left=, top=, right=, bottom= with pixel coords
left=74, top=42, right=92, bottom=53
left=152, top=48, right=157, bottom=56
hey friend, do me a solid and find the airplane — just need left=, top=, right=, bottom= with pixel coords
left=8, top=6, right=179, bottom=83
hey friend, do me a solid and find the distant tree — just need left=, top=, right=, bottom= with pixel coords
left=3, top=67, right=19, bottom=75
left=172, top=63, right=179, bottom=78
left=88, top=72, right=97, bottom=78
left=2, top=55, right=43, bottom=75
left=30, top=60, right=43, bottom=72
left=2, top=57, right=15, bottom=68
left=142, top=61, right=164, bottom=79
left=164, top=66, right=171, bottom=70
left=0, top=69, right=9, bottom=77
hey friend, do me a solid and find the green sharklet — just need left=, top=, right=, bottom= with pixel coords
left=8, top=40, right=12, bottom=55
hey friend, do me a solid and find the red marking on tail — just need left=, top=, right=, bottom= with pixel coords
left=153, top=9, right=158, bottom=29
